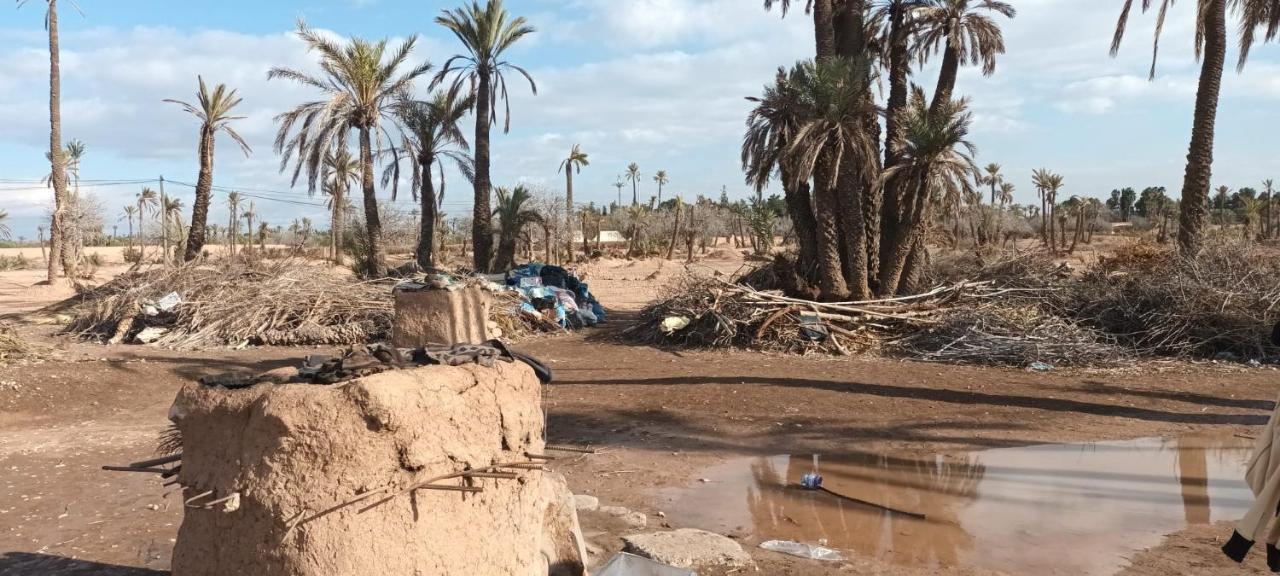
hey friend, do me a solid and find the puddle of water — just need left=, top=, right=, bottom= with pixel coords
left=661, top=436, right=1254, bottom=575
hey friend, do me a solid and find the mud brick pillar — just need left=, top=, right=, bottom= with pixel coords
left=392, top=285, right=491, bottom=347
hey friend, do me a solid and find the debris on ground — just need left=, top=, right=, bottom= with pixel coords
left=758, top=539, right=844, bottom=561
left=595, top=552, right=695, bottom=576
left=622, top=528, right=752, bottom=570
left=0, top=322, right=34, bottom=365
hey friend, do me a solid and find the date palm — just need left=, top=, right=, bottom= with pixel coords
left=163, top=197, right=184, bottom=262
left=135, top=187, right=158, bottom=262
left=434, top=0, right=537, bottom=272
left=982, top=162, right=1001, bottom=204
left=165, top=76, right=251, bottom=262
left=121, top=206, right=136, bottom=252
left=1111, top=0, right=1280, bottom=255
left=0, top=210, right=10, bottom=241
left=323, top=148, right=360, bottom=265
left=625, top=163, right=642, bottom=207
left=558, top=144, right=589, bottom=258
left=492, top=185, right=542, bottom=271
left=226, top=191, right=241, bottom=256
left=270, top=20, right=431, bottom=277
left=879, top=88, right=979, bottom=295
left=1264, top=178, right=1276, bottom=238
left=786, top=57, right=880, bottom=299
left=240, top=202, right=256, bottom=256
left=385, top=90, right=475, bottom=269
left=916, top=0, right=1015, bottom=111
left=18, top=0, right=81, bottom=281
left=653, top=170, right=670, bottom=204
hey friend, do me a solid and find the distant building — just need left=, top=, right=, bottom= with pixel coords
left=572, top=230, right=626, bottom=243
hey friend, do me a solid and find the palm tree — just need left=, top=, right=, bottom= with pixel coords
left=878, top=88, right=979, bottom=295
left=135, top=188, right=158, bottom=262
left=491, top=185, right=542, bottom=271
left=258, top=221, right=270, bottom=252
left=0, top=210, right=10, bottom=241
left=998, top=181, right=1015, bottom=207
left=270, top=20, right=432, bottom=277
left=240, top=201, right=256, bottom=256
left=1239, top=195, right=1261, bottom=240
left=1215, top=184, right=1232, bottom=229
left=19, top=0, right=79, bottom=282
left=386, top=90, right=475, bottom=269
left=626, top=163, right=642, bottom=206
left=163, top=197, right=185, bottom=263
left=613, top=177, right=625, bottom=208
left=786, top=57, right=880, bottom=299
left=558, top=144, right=589, bottom=258
left=1264, top=178, right=1276, bottom=239
left=323, top=148, right=360, bottom=265
left=982, top=162, right=1002, bottom=204
left=1031, top=168, right=1054, bottom=248
left=1111, top=0, right=1279, bottom=255
left=916, top=0, right=1016, bottom=112
left=165, top=76, right=252, bottom=262
left=653, top=170, right=670, bottom=204
left=44, top=138, right=86, bottom=267
left=120, top=206, right=136, bottom=252
left=226, top=191, right=241, bottom=256
left=434, top=0, right=537, bottom=272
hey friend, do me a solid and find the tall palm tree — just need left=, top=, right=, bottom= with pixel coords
left=873, top=0, right=928, bottom=170
left=135, top=187, right=158, bottom=262
left=241, top=201, right=256, bottom=256
left=386, top=90, right=475, bottom=269
left=165, top=76, right=252, bottom=262
left=653, top=170, right=670, bottom=204
left=743, top=66, right=820, bottom=284
left=434, top=0, right=537, bottom=272
left=1215, top=184, right=1231, bottom=228
left=323, top=148, right=360, bottom=265
left=120, top=206, right=136, bottom=252
left=491, top=185, right=543, bottom=271
left=19, top=0, right=79, bottom=281
left=558, top=144, right=589, bottom=258
left=982, top=162, right=1001, bottom=204
left=786, top=57, right=880, bottom=300
left=162, top=197, right=184, bottom=263
left=270, top=20, right=432, bottom=277
left=226, top=191, right=241, bottom=256
left=916, top=0, right=1015, bottom=112
left=44, top=138, right=86, bottom=267
left=1031, top=167, right=1054, bottom=248
left=626, top=163, right=642, bottom=206
left=879, top=88, right=979, bottom=295
left=1264, top=178, right=1276, bottom=238
left=1111, top=0, right=1279, bottom=255
left=613, top=176, right=625, bottom=208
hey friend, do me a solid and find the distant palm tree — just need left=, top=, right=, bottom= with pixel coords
left=270, top=20, right=432, bottom=277
left=163, top=197, right=185, bottom=262
left=879, top=88, right=979, bottom=295
left=1111, top=0, right=1278, bottom=255
left=240, top=201, right=256, bottom=256
left=613, top=176, right=625, bottom=207
left=653, top=170, right=670, bottom=204
left=386, top=90, right=475, bottom=269
left=998, top=181, right=1015, bottom=207
left=983, top=162, right=1002, bottom=204
left=1215, top=184, right=1231, bottom=229
left=165, top=76, right=252, bottom=262
left=434, top=0, right=537, bottom=272
left=135, top=188, right=158, bottom=262
left=916, top=0, right=1016, bottom=112
left=258, top=221, right=269, bottom=252
left=626, top=163, right=642, bottom=206
left=18, top=0, right=79, bottom=281
left=559, top=144, right=590, bottom=257
left=1264, top=178, right=1276, bottom=238
left=0, top=210, right=10, bottom=241
left=1239, top=195, right=1261, bottom=240
left=120, top=206, right=136, bottom=252
left=492, top=185, right=542, bottom=271
left=323, top=149, right=360, bottom=265
left=226, top=191, right=242, bottom=256
left=1031, top=168, right=1054, bottom=248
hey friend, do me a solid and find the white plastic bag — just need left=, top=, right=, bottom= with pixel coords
left=759, top=540, right=844, bottom=561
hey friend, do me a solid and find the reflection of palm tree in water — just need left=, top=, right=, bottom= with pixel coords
left=1175, top=437, right=1211, bottom=524
left=746, top=452, right=985, bottom=567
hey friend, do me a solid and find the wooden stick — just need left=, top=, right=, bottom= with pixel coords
left=502, top=463, right=545, bottom=470
left=162, top=479, right=182, bottom=487
left=814, top=486, right=926, bottom=520
left=545, top=445, right=599, bottom=454
left=129, top=453, right=182, bottom=468
left=524, top=453, right=557, bottom=460
left=418, top=485, right=483, bottom=493
left=463, top=471, right=520, bottom=479
left=102, top=465, right=168, bottom=474
left=184, top=490, right=215, bottom=506
left=202, top=492, right=240, bottom=508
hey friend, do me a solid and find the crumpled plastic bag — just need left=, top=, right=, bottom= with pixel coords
left=661, top=316, right=691, bottom=334
left=759, top=540, right=844, bottom=561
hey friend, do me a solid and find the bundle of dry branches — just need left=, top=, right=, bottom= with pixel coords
left=56, top=260, right=395, bottom=350
left=0, top=322, right=32, bottom=365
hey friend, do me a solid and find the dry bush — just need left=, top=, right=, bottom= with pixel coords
left=0, top=322, right=30, bottom=364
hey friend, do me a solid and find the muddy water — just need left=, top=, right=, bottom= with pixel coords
left=661, top=436, right=1254, bottom=575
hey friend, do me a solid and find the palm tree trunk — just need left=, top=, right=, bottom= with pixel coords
left=228, top=203, right=236, bottom=257
left=930, top=43, right=960, bottom=113
left=45, top=0, right=70, bottom=281
left=812, top=0, right=836, bottom=60
left=359, top=128, right=386, bottom=276
left=631, top=180, right=638, bottom=206
left=565, top=168, right=574, bottom=259
left=185, top=128, right=215, bottom=261
left=812, top=160, right=850, bottom=300
left=416, top=158, right=437, bottom=269
left=879, top=175, right=931, bottom=296
left=665, top=201, right=682, bottom=260
left=331, top=184, right=345, bottom=265
left=836, top=162, right=871, bottom=300
left=38, top=228, right=48, bottom=264
left=1177, top=0, right=1226, bottom=257
left=473, top=70, right=495, bottom=272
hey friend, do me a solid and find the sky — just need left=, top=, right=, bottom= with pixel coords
left=2, top=0, right=1280, bottom=239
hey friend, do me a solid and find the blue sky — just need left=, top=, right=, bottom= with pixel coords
left=2, top=0, right=1280, bottom=239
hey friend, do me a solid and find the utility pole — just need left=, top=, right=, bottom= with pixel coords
left=158, top=175, right=168, bottom=265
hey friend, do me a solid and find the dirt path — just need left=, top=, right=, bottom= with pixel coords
left=0, top=253, right=1276, bottom=575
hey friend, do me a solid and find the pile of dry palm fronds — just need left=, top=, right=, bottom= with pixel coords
left=54, top=260, right=395, bottom=350
left=0, top=322, right=32, bottom=365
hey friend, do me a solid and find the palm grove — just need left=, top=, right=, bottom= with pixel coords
left=16, top=0, right=1280, bottom=291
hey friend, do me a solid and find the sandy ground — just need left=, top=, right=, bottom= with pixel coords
left=0, top=243, right=1277, bottom=575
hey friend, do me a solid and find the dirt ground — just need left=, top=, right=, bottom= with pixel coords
left=1, top=243, right=1277, bottom=575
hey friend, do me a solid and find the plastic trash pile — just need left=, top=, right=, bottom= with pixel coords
left=503, top=263, right=606, bottom=330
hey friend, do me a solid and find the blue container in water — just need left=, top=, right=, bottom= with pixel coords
left=800, top=472, right=823, bottom=490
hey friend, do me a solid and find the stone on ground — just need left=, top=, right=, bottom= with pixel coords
left=573, top=494, right=599, bottom=511
left=622, top=529, right=751, bottom=569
